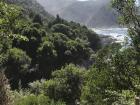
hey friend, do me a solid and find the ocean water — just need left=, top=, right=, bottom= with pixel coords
left=92, top=28, right=128, bottom=43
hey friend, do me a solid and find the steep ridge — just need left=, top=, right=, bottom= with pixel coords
left=60, top=0, right=118, bottom=27
left=5, top=0, right=54, bottom=21
left=37, top=0, right=118, bottom=27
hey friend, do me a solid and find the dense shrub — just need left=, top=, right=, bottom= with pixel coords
left=13, top=90, right=65, bottom=105
left=5, top=48, right=31, bottom=89
left=29, top=64, right=86, bottom=105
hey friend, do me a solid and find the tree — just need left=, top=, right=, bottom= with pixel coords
left=0, top=71, right=11, bottom=105
left=0, top=1, right=21, bottom=67
left=112, top=0, right=140, bottom=54
left=37, top=38, right=57, bottom=78
left=13, top=90, right=66, bottom=105
left=16, top=26, right=43, bottom=58
left=48, top=15, right=66, bottom=28
left=5, top=48, right=31, bottom=89
left=29, top=64, right=86, bottom=105
left=37, top=32, right=93, bottom=79
left=51, top=24, right=74, bottom=39
left=81, top=67, right=113, bottom=105
left=112, top=0, right=140, bottom=94
left=33, top=14, right=43, bottom=25
left=81, top=42, right=140, bottom=105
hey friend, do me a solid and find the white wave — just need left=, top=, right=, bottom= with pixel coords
left=92, top=28, right=128, bottom=43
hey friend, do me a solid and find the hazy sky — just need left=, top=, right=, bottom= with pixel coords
left=136, top=0, right=140, bottom=6
left=77, top=0, right=140, bottom=5
left=78, top=0, right=88, bottom=1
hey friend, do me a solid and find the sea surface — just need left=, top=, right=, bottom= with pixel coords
left=92, top=28, right=128, bottom=43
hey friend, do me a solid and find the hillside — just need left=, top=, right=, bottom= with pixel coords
left=1, top=0, right=101, bottom=89
left=61, top=0, right=118, bottom=27
left=36, top=0, right=75, bottom=15
left=1, top=0, right=139, bottom=105
left=37, top=0, right=119, bottom=27
left=5, top=0, right=54, bottom=21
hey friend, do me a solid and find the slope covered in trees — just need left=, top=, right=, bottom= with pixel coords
left=0, top=0, right=140, bottom=105
left=5, top=0, right=54, bottom=22
left=0, top=0, right=101, bottom=89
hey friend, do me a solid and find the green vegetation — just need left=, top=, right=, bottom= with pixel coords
left=0, top=0, right=140, bottom=105
left=5, top=0, right=54, bottom=22
left=29, top=64, right=85, bottom=105
left=13, top=91, right=66, bottom=105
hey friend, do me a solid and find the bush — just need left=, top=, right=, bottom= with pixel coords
left=5, top=48, right=31, bottom=89
left=29, top=64, right=86, bottom=105
left=13, top=90, right=65, bottom=105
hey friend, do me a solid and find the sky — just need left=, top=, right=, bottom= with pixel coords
left=77, top=0, right=139, bottom=5
left=136, top=0, right=140, bottom=6
left=78, top=0, right=88, bottom=1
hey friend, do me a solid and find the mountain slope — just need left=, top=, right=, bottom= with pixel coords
left=37, top=0, right=118, bottom=28
left=5, top=0, right=54, bottom=21
left=37, top=0, right=75, bottom=16
left=60, top=0, right=118, bottom=27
